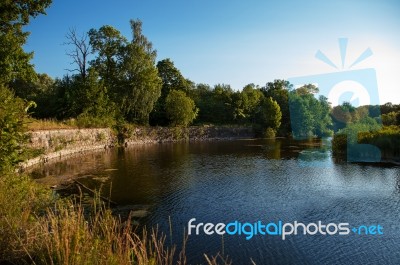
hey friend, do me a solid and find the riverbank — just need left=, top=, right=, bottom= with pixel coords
left=2, top=125, right=249, bottom=264
left=20, top=125, right=254, bottom=170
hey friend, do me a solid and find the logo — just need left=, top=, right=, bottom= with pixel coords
left=288, top=38, right=382, bottom=164
left=188, top=218, right=383, bottom=240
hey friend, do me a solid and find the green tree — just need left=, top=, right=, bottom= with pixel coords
left=76, top=70, right=117, bottom=127
left=289, top=85, right=333, bottom=138
left=150, top=58, right=193, bottom=125
left=9, top=73, right=54, bottom=101
left=314, top=96, right=333, bottom=137
left=30, top=74, right=58, bottom=119
left=88, top=25, right=127, bottom=93
left=210, top=84, right=235, bottom=124
left=295, top=83, right=319, bottom=95
left=190, top=83, right=213, bottom=124
left=0, top=0, right=52, bottom=85
left=233, top=84, right=264, bottom=123
left=118, top=20, right=162, bottom=124
left=165, top=90, right=198, bottom=126
left=261, top=80, right=292, bottom=136
left=331, top=102, right=357, bottom=132
left=49, top=75, right=77, bottom=119
left=157, top=58, right=192, bottom=94
left=89, top=20, right=161, bottom=124
left=9, top=73, right=57, bottom=119
left=289, top=92, right=313, bottom=138
left=254, top=97, right=282, bottom=135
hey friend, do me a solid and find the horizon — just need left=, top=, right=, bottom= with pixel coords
left=25, top=0, right=400, bottom=104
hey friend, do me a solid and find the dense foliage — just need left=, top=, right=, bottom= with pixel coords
left=165, top=90, right=198, bottom=126
left=0, top=0, right=52, bottom=85
left=289, top=84, right=332, bottom=139
left=0, top=85, right=31, bottom=172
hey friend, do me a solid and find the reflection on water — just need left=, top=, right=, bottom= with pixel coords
left=29, top=138, right=400, bottom=265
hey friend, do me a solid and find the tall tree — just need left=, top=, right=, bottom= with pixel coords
left=65, top=28, right=90, bottom=81
left=118, top=19, right=162, bottom=124
left=89, top=20, right=162, bottom=124
left=289, top=85, right=333, bottom=138
left=88, top=25, right=127, bottom=93
left=254, top=97, right=282, bottom=134
left=0, top=0, right=52, bottom=85
left=261, top=79, right=292, bottom=136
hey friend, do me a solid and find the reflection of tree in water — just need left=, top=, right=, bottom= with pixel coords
left=262, top=139, right=281, bottom=159
left=262, top=137, right=330, bottom=161
left=298, top=138, right=331, bottom=162
left=298, top=149, right=329, bottom=162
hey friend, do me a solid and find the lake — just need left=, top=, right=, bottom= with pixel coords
left=29, top=138, right=400, bottom=264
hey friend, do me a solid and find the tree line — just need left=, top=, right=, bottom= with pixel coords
left=0, top=2, right=338, bottom=139
left=2, top=0, right=399, bottom=149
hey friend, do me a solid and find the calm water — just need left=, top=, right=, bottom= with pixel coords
left=30, top=138, right=400, bottom=265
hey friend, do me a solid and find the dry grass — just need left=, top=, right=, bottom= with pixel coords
left=33, top=199, right=182, bottom=265
left=26, top=118, right=79, bottom=131
left=0, top=174, right=234, bottom=265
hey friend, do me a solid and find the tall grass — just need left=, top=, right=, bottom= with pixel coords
left=0, top=173, right=234, bottom=265
left=34, top=199, right=182, bottom=265
left=0, top=173, right=52, bottom=262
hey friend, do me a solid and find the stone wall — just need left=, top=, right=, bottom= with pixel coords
left=123, top=126, right=254, bottom=145
left=21, top=128, right=116, bottom=169
left=21, top=126, right=254, bottom=169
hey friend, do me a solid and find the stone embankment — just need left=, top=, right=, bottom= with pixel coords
left=20, top=126, right=254, bottom=169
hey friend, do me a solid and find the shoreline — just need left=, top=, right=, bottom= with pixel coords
left=20, top=126, right=255, bottom=171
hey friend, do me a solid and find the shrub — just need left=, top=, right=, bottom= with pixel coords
left=0, top=85, right=31, bottom=172
left=165, top=90, right=198, bottom=126
left=264, top=127, right=276, bottom=138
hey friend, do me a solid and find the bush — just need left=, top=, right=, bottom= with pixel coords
left=0, top=85, right=30, bottom=172
left=264, top=127, right=276, bottom=138
left=165, top=90, right=198, bottom=126
left=358, top=126, right=400, bottom=159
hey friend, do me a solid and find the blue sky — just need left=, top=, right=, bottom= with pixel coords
left=25, top=0, right=400, bottom=104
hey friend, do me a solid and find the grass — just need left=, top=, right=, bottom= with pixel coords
left=27, top=118, right=79, bottom=131
left=26, top=116, right=114, bottom=131
left=0, top=172, right=234, bottom=265
left=33, top=200, right=180, bottom=265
